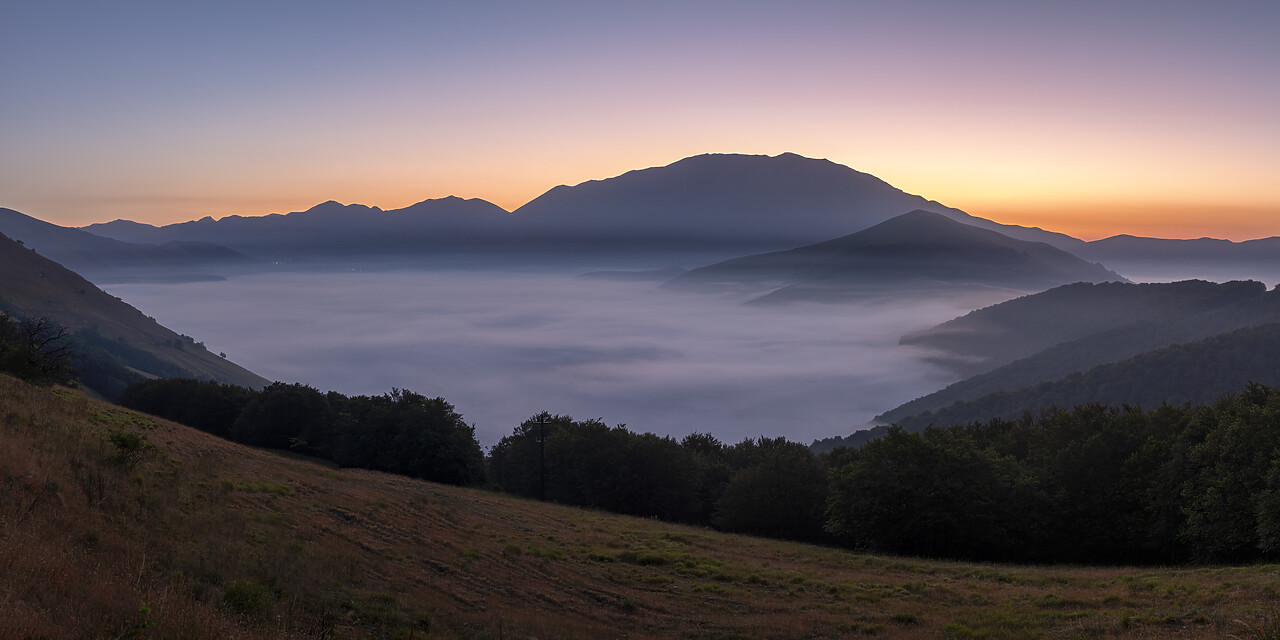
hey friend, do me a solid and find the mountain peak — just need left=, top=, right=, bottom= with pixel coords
left=668, top=211, right=1127, bottom=303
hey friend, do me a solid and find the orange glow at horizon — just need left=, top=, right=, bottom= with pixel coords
left=22, top=154, right=1280, bottom=246
left=967, top=201, right=1280, bottom=243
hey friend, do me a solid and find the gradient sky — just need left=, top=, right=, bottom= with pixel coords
left=3, top=1, right=1278, bottom=240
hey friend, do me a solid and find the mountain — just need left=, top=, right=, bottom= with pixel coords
left=85, top=196, right=512, bottom=258
left=0, top=231, right=267, bottom=398
left=899, top=279, right=1279, bottom=377
left=0, top=207, right=250, bottom=282
left=888, top=323, right=1280, bottom=430
left=664, top=210, right=1126, bottom=303
left=70, top=152, right=1280, bottom=272
left=82, top=153, right=1080, bottom=258
left=1077, top=234, right=1280, bottom=265
left=510, top=152, right=1080, bottom=250
left=880, top=279, right=1280, bottom=425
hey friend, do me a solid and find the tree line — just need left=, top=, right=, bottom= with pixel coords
left=119, top=379, right=485, bottom=486
left=491, top=385, right=1280, bottom=565
left=101, top=371, right=1280, bottom=565
left=825, top=385, right=1280, bottom=564
left=488, top=417, right=830, bottom=542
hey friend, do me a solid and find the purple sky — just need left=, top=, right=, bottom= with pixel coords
left=3, top=1, right=1278, bottom=240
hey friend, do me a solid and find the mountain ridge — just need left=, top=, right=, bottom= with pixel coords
left=888, top=323, right=1280, bottom=431
left=0, top=207, right=249, bottom=282
left=879, top=279, right=1280, bottom=424
left=0, top=230, right=267, bottom=397
left=77, top=153, right=1085, bottom=256
left=83, top=196, right=511, bottom=257
left=26, top=151, right=1275, bottom=270
left=665, top=210, right=1126, bottom=303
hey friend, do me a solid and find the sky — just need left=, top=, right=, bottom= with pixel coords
left=3, top=1, right=1278, bottom=241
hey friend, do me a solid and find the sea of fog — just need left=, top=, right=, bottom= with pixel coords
left=103, top=262, right=1027, bottom=447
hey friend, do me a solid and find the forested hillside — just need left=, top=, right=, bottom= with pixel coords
left=901, top=279, right=1278, bottom=377
left=891, top=323, right=1280, bottom=430
left=883, top=280, right=1280, bottom=424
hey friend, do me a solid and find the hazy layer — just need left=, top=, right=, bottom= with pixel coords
left=104, top=263, right=987, bottom=446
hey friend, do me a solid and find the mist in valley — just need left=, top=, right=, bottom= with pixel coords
left=103, top=257, right=1004, bottom=447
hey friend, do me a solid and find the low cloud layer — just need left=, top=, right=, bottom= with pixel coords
left=107, top=263, right=989, bottom=446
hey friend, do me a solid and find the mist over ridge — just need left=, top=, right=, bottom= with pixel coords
left=6, top=151, right=1280, bottom=447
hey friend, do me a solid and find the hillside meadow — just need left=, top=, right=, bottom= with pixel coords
left=4, top=374, right=1280, bottom=639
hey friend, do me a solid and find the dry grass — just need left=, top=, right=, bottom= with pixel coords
left=4, top=373, right=1280, bottom=639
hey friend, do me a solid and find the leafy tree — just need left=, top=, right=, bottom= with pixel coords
left=825, top=427, right=1044, bottom=561
left=119, top=378, right=254, bottom=437
left=1177, top=384, right=1280, bottom=562
left=489, top=414, right=701, bottom=521
left=713, top=438, right=828, bottom=542
left=681, top=432, right=735, bottom=523
left=327, top=389, right=485, bottom=486
left=231, top=382, right=328, bottom=450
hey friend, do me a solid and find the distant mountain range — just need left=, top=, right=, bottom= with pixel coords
left=1072, top=234, right=1280, bottom=266
left=0, top=231, right=267, bottom=398
left=79, top=152, right=1279, bottom=266
left=2, top=151, right=1276, bottom=280
left=0, top=207, right=249, bottom=282
left=84, top=196, right=511, bottom=257
left=78, top=153, right=1085, bottom=258
left=666, top=210, right=1126, bottom=303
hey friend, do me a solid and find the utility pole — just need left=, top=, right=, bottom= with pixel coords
left=536, top=413, right=548, bottom=501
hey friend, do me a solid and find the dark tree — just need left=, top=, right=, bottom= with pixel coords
left=0, top=313, right=75, bottom=386
left=825, top=427, right=1045, bottom=561
left=231, top=382, right=328, bottom=450
left=119, top=378, right=255, bottom=438
left=712, top=438, right=829, bottom=542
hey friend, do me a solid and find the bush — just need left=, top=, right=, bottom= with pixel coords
left=222, top=579, right=272, bottom=619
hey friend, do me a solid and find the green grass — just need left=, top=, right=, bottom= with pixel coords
left=6, top=373, right=1280, bottom=639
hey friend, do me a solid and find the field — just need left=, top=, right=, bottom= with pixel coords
left=3, top=373, right=1280, bottom=639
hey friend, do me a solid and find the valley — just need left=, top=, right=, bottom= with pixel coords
left=100, top=264, right=976, bottom=446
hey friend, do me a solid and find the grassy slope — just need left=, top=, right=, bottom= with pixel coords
left=4, top=374, right=1280, bottom=639
left=0, top=232, right=267, bottom=388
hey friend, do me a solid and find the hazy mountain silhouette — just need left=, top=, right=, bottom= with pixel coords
left=510, top=152, right=1080, bottom=251
left=69, top=152, right=1280, bottom=267
left=1074, top=234, right=1280, bottom=267
left=0, top=207, right=248, bottom=282
left=0, top=231, right=267, bottom=397
left=665, top=210, right=1126, bottom=303
left=85, top=196, right=511, bottom=258
left=887, top=323, right=1280, bottom=431
left=895, top=279, right=1280, bottom=390
left=81, top=153, right=1079, bottom=257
